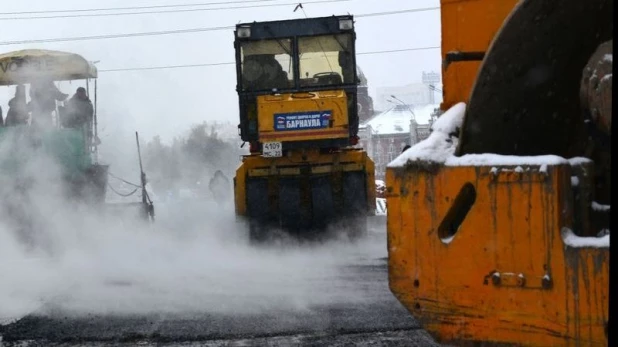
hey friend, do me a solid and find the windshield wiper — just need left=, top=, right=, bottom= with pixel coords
left=265, top=27, right=292, bottom=56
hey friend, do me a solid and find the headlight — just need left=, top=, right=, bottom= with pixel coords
left=339, top=19, right=353, bottom=30
left=237, top=26, right=251, bottom=38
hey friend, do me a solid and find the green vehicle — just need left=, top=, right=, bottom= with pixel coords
left=0, top=49, right=153, bottom=222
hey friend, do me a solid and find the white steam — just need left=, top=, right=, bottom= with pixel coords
left=0, top=129, right=384, bottom=322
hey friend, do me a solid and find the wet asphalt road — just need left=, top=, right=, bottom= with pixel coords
left=0, top=262, right=437, bottom=346
left=0, top=199, right=443, bottom=346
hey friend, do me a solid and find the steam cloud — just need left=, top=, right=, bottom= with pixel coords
left=0, top=126, right=383, bottom=323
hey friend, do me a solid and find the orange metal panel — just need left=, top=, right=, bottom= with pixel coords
left=257, top=90, right=349, bottom=143
left=386, top=164, right=609, bottom=345
left=440, top=0, right=519, bottom=110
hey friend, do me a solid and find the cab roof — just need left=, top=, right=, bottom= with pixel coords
left=0, top=49, right=97, bottom=86
left=235, top=15, right=354, bottom=40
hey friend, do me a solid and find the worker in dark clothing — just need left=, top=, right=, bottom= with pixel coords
left=242, top=54, right=288, bottom=91
left=209, top=170, right=231, bottom=204
left=63, top=87, right=93, bottom=129
left=5, top=85, right=30, bottom=127
left=61, top=87, right=95, bottom=145
left=29, top=79, right=68, bottom=127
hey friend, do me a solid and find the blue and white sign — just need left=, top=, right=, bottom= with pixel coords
left=274, top=111, right=332, bottom=131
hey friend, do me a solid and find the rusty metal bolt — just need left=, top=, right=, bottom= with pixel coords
left=517, top=273, right=526, bottom=287
left=542, top=275, right=553, bottom=289
left=492, top=272, right=501, bottom=286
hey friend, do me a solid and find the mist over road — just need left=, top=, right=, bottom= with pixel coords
left=0, top=198, right=441, bottom=346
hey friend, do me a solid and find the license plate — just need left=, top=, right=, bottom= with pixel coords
left=262, top=142, right=282, bottom=157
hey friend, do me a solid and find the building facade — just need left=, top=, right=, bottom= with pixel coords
left=357, top=66, right=375, bottom=123
left=358, top=71, right=443, bottom=179
left=360, top=104, right=440, bottom=180
left=374, top=70, right=442, bottom=111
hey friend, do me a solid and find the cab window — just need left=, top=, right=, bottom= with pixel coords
left=298, top=34, right=355, bottom=87
left=240, top=39, right=294, bottom=91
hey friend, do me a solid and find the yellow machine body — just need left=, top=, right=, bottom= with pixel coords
left=234, top=148, right=375, bottom=239
left=439, top=0, right=519, bottom=111
left=386, top=0, right=611, bottom=345
left=232, top=16, right=376, bottom=239
left=234, top=149, right=375, bottom=216
left=387, top=162, right=609, bottom=346
left=256, top=91, right=350, bottom=143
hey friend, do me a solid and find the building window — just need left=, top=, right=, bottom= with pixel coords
left=388, top=139, right=396, bottom=162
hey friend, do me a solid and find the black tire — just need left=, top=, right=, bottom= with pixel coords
left=342, top=171, right=368, bottom=240
left=278, top=177, right=302, bottom=231
left=311, top=175, right=335, bottom=230
left=248, top=219, right=268, bottom=244
left=246, top=178, right=270, bottom=243
left=345, top=215, right=368, bottom=241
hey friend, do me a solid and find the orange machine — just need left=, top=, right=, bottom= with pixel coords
left=386, top=0, right=612, bottom=345
left=439, top=0, right=519, bottom=111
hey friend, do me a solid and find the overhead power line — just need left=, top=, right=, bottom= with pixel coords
left=0, top=0, right=350, bottom=21
left=101, top=61, right=236, bottom=72
left=99, top=46, right=441, bottom=72
left=0, top=26, right=235, bottom=46
left=0, top=0, right=282, bottom=15
left=357, top=46, right=440, bottom=55
left=355, top=7, right=438, bottom=18
left=0, top=8, right=440, bottom=46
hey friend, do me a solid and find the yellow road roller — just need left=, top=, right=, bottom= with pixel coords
left=232, top=15, right=376, bottom=241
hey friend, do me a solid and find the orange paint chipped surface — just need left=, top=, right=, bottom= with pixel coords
left=440, top=0, right=519, bottom=111
left=386, top=164, right=609, bottom=346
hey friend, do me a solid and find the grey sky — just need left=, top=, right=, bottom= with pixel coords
left=0, top=0, right=441, bottom=144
